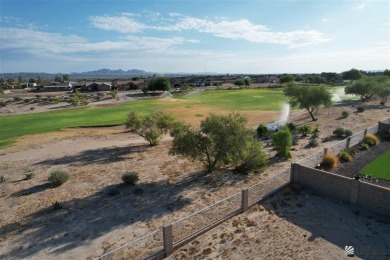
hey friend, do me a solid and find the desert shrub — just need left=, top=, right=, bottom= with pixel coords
left=348, top=146, right=358, bottom=156
left=286, top=122, right=297, bottom=133
left=126, top=110, right=175, bottom=146
left=13, top=96, right=22, bottom=102
left=69, top=92, right=88, bottom=106
left=110, top=90, right=118, bottom=99
left=52, top=97, right=61, bottom=104
left=360, top=143, right=370, bottom=150
left=272, top=126, right=292, bottom=159
left=144, top=127, right=163, bottom=146
left=298, top=125, right=312, bottom=137
left=0, top=101, right=6, bottom=107
left=321, top=153, right=339, bottom=169
left=48, top=170, right=69, bottom=186
left=357, top=106, right=365, bottom=113
left=121, top=171, right=139, bottom=185
left=0, top=176, right=5, bottom=183
left=69, top=96, right=79, bottom=106
left=341, top=111, right=349, bottom=118
left=313, top=126, right=320, bottom=133
left=256, top=124, right=269, bottom=138
left=308, top=138, right=319, bottom=147
left=344, top=129, right=353, bottom=137
left=339, top=151, right=352, bottom=162
left=311, top=131, right=320, bottom=139
left=322, top=136, right=332, bottom=143
left=333, top=127, right=345, bottom=138
left=79, top=97, right=89, bottom=105
left=234, top=141, right=267, bottom=175
left=142, top=86, right=149, bottom=93
left=333, top=127, right=352, bottom=138
left=51, top=201, right=62, bottom=210
left=363, top=134, right=380, bottom=146
left=25, top=172, right=35, bottom=180
left=95, top=92, right=105, bottom=101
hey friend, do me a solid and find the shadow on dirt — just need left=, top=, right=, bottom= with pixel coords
left=0, top=168, right=249, bottom=258
left=34, top=144, right=149, bottom=166
left=262, top=187, right=390, bottom=259
left=11, top=183, right=53, bottom=197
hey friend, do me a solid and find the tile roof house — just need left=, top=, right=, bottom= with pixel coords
left=82, top=82, right=112, bottom=92
left=111, top=80, right=141, bottom=90
left=42, top=82, right=72, bottom=91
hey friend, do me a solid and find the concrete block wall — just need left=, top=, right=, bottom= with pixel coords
left=294, top=165, right=352, bottom=202
left=358, top=183, right=390, bottom=216
left=293, top=164, right=390, bottom=216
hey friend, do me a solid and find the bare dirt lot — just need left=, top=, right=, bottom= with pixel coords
left=169, top=189, right=390, bottom=260
left=0, top=99, right=389, bottom=259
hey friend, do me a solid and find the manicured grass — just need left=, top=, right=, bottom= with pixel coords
left=0, top=88, right=293, bottom=148
left=180, top=88, right=286, bottom=110
left=0, top=99, right=161, bottom=148
left=360, top=149, right=390, bottom=180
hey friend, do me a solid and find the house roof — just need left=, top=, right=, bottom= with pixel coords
left=85, top=82, right=112, bottom=87
left=112, top=80, right=132, bottom=86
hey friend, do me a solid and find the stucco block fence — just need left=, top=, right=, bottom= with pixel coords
left=291, top=164, right=390, bottom=216
left=96, top=118, right=390, bottom=260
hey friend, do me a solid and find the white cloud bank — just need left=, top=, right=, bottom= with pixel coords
left=0, top=28, right=197, bottom=53
left=89, top=14, right=330, bottom=48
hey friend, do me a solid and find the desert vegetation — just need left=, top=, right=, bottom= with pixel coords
left=284, top=84, right=332, bottom=121
left=48, top=170, right=70, bottom=186
left=170, top=112, right=267, bottom=174
left=1, top=72, right=390, bottom=259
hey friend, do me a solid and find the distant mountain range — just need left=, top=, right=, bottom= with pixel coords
left=70, top=68, right=151, bottom=76
left=0, top=68, right=223, bottom=79
left=0, top=69, right=152, bottom=79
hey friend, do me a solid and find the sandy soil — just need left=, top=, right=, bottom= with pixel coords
left=0, top=99, right=389, bottom=259
left=168, top=189, right=390, bottom=260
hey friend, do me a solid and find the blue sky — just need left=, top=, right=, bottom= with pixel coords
left=0, top=0, right=389, bottom=74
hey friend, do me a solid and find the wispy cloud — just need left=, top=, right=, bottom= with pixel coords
left=0, top=16, right=41, bottom=30
left=89, top=16, right=146, bottom=33
left=0, top=28, right=198, bottom=54
left=88, top=14, right=330, bottom=48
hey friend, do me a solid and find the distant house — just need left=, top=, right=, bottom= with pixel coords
left=111, top=80, right=139, bottom=91
left=72, top=82, right=85, bottom=92
left=42, top=82, right=72, bottom=91
left=254, top=76, right=279, bottom=84
left=82, top=82, right=112, bottom=92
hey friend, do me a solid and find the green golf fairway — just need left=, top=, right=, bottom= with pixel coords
left=0, top=88, right=287, bottom=148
